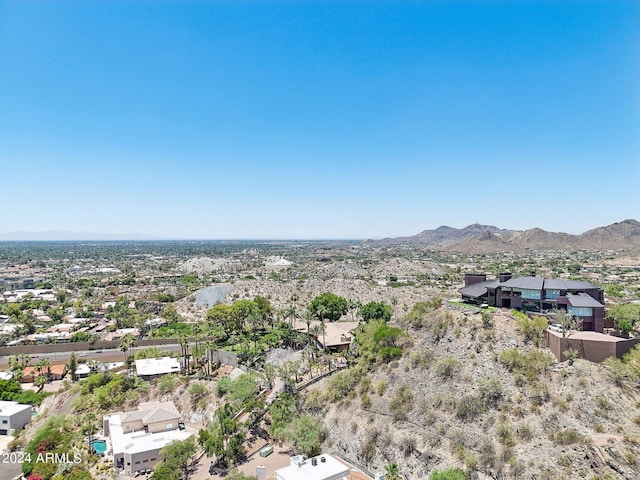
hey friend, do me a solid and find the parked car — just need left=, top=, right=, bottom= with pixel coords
left=548, top=323, right=565, bottom=333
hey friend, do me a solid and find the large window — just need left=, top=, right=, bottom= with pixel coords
left=522, top=289, right=541, bottom=300
left=568, top=306, right=593, bottom=317
left=545, top=289, right=560, bottom=300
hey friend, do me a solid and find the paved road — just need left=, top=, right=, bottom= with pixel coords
left=0, top=343, right=193, bottom=370
left=0, top=456, right=22, bottom=480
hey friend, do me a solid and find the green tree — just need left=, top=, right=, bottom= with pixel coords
left=153, top=437, right=197, bottom=480
left=68, top=352, right=78, bottom=381
left=359, top=301, right=393, bottom=322
left=198, top=404, right=245, bottom=467
left=283, top=415, right=325, bottom=457
left=309, top=292, right=348, bottom=322
left=206, top=304, right=240, bottom=340
left=254, top=296, right=274, bottom=326
left=608, top=303, right=640, bottom=334
left=552, top=309, right=578, bottom=338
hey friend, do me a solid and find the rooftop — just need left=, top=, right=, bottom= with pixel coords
left=275, top=454, right=350, bottom=480
left=0, top=401, right=32, bottom=417
left=135, top=357, right=180, bottom=376
left=567, top=292, right=605, bottom=308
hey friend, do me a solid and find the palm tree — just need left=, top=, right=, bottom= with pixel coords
left=315, top=305, right=329, bottom=350
left=347, top=299, right=361, bottom=322
left=286, top=305, right=298, bottom=329
left=247, top=312, right=264, bottom=353
left=8, top=354, right=30, bottom=380
left=178, top=333, right=189, bottom=374
left=302, top=310, right=317, bottom=346
left=310, top=323, right=325, bottom=351
left=385, top=462, right=402, bottom=480
left=119, top=333, right=137, bottom=366
left=34, top=358, right=51, bottom=392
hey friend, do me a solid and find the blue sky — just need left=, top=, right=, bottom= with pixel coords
left=1, top=1, right=638, bottom=239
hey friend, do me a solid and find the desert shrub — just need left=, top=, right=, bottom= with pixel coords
left=410, top=349, right=435, bottom=369
left=157, top=374, right=177, bottom=394
left=325, top=368, right=362, bottom=402
left=456, top=395, right=484, bottom=421
left=216, top=373, right=258, bottom=409
left=435, top=357, right=460, bottom=379
left=478, top=377, right=503, bottom=408
left=517, top=423, right=534, bottom=441
left=304, top=390, right=325, bottom=413
left=361, top=439, right=376, bottom=463
left=389, top=384, right=413, bottom=421
left=429, top=468, right=467, bottom=480
left=358, top=377, right=371, bottom=395
left=361, top=393, right=371, bottom=410
left=497, top=418, right=515, bottom=447
left=407, top=298, right=443, bottom=329
left=375, top=380, right=387, bottom=396
left=515, top=314, right=548, bottom=347
left=399, top=435, right=417, bottom=457
left=499, top=348, right=554, bottom=382
left=552, top=428, right=589, bottom=446
left=596, top=395, right=610, bottom=409
left=188, top=382, right=208, bottom=403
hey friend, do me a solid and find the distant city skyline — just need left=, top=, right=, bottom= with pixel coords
left=1, top=1, right=639, bottom=239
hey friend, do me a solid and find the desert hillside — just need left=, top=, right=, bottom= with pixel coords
left=304, top=305, right=640, bottom=480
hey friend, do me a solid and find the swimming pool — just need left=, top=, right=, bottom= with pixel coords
left=92, top=440, right=107, bottom=454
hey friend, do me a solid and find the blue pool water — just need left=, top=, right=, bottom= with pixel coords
left=92, top=440, right=107, bottom=454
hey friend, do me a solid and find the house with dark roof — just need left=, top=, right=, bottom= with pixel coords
left=459, top=273, right=605, bottom=332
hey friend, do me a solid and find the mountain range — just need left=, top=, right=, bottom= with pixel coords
left=367, top=219, right=640, bottom=252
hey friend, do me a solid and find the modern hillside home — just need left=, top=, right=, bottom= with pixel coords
left=104, top=401, right=192, bottom=475
left=459, top=273, right=605, bottom=332
left=0, top=401, right=32, bottom=435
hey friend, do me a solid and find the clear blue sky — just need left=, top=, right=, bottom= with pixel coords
left=1, top=1, right=638, bottom=239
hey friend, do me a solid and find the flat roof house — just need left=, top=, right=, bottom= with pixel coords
left=273, top=453, right=375, bottom=480
left=135, top=357, right=181, bottom=380
left=0, top=401, right=32, bottom=435
left=459, top=272, right=606, bottom=332
left=104, top=401, right=192, bottom=475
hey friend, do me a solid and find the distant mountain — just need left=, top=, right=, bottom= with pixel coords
left=366, top=220, right=640, bottom=252
left=578, top=219, right=640, bottom=250
left=369, top=223, right=516, bottom=247
left=0, top=230, right=162, bottom=241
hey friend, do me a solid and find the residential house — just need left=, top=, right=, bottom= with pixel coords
left=273, top=454, right=375, bottom=480
left=105, top=328, right=140, bottom=342
left=459, top=273, right=605, bottom=332
left=135, top=357, right=181, bottom=380
left=0, top=401, right=32, bottom=435
left=104, top=401, right=192, bottom=475
left=21, top=364, right=66, bottom=383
